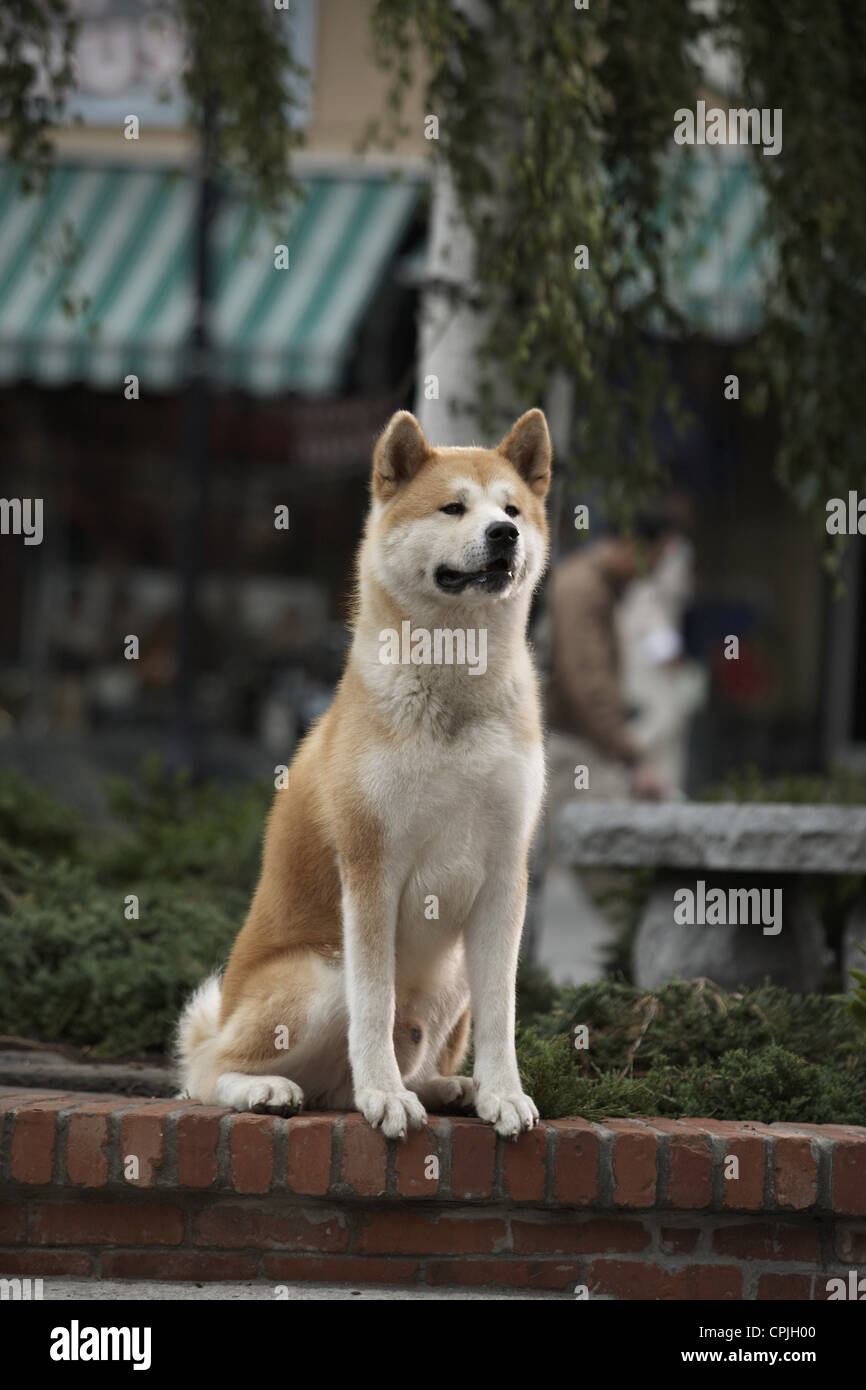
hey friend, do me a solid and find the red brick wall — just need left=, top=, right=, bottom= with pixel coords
left=1, top=1088, right=864, bottom=1296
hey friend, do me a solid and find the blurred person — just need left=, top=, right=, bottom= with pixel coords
left=546, top=525, right=669, bottom=807
left=617, top=521, right=707, bottom=797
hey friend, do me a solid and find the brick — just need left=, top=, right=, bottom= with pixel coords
left=229, top=1114, right=274, bottom=1194
left=512, top=1217, right=649, bottom=1255
left=659, top=1226, right=701, bottom=1254
left=395, top=1122, right=444, bottom=1197
left=712, top=1221, right=820, bottom=1262
left=341, top=1115, right=388, bottom=1197
left=286, top=1116, right=333, bottom=1196
left=176, top=1107, right=225, bottom=1189
left=775, top=1123, right=866, bottom=1141
left=687, top=1119, right=777, bottom=1144
left=192, top=1202, right=348, bottom=1252
left=757, top=1272, right=813, bottom=1300
left=720, top=1137, right=765, bottom=1211
left=65, top=1101, right=134, bottom=1187
left=356, top=1210, right=506, bottom=1256
left=607, top=1121, right=656, bottom=1208
left=426, top=1259, right=581, bottom=1290
left=10, top=1099, right=70, bottom=1184
left=450, top=1118, right=496, bottom=1199
left=667, top=1132, right=713, bottom=1209
left=0, top=1250, right=93, bottom=1277
left=0, top=1091, right=69, bottom=1118
left=265, top=1255, right=420, bottom=1284
left=550, top=1120, right=599, bottom=1205
left=103, top=1251, right=259, bottom=1281
left=502, top=1124, right=547, bottom=1202
left=833, top=1137, right=866, bottom=1215
left=0, top=1202, right=26, bottom=1243
left=587, top=1259, right=741, bottom=1301
left=648, top=1121, right=712, bottom=1208
left=120, top=1105, right=181, bottom=1188
left=773, top=1134, right=818, bottom=1211
left=65, top=1113, right=109, bottom=1186
left=835, top=1225, right=866, bottom=1264
left=31, top=1201, right=183, bottom=1247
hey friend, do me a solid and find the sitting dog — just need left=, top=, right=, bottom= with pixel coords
left=177, top=407, right=551, bottom=1139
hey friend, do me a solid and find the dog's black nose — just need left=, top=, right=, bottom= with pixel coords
left=486, top=521, right=519, bottom=548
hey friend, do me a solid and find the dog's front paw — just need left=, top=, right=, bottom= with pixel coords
left=475, top=1086, right=538, bottom=1138
left=356, top=1087, right=427, bottom=1140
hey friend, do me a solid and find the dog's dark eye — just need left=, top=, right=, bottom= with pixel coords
left=440, top=502, right=466, bottom=516
left=505, top=505, right=520, bottom=518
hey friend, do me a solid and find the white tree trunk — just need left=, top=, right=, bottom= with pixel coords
left=413, top=0, right=491, bottom=445
left=413, top=162, right=486, bottom=444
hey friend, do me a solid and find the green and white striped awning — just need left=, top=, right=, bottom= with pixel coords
left=0, top=164, right=421, bottom=395
left=0, top=153, right=770, bottom=395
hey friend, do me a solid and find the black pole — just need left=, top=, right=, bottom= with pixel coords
left=174, top=88, right=218, bottom=781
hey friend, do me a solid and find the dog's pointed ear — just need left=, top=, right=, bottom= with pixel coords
left=373, top=411, right=432, bottom=500
left=497, top=409, right=552, bottom=497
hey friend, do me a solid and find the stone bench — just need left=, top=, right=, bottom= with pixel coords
left=556, top=803, right=866, bottom=992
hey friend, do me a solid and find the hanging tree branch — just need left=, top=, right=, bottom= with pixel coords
left=370, top=0, right=866, bottom=544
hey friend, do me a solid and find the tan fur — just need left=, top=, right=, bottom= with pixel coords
left=177, top=409, right=552, bottom=1139
left=436, top=1006, right=472, bottom=1075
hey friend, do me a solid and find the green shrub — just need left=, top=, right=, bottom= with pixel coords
left=0, top=767, right=81, bottom=856
left=0, top=857, right=239, bottom=1055
left=700, top=764, right=866, bottom=805
left=97, top=754, right=270, bottom=891
left=514, top=964, right=866, bottom=1124
left=0, top=760, right=266, bottom=1056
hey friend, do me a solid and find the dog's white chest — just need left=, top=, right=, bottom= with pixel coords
left=360, top=717, right=543, bottom=907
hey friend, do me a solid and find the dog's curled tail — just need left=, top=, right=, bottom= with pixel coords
left=174, top=973, right=223, bottom=1100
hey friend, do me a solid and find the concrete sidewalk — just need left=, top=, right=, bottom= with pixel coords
left=28, top=1278, right=565, bottom=1301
